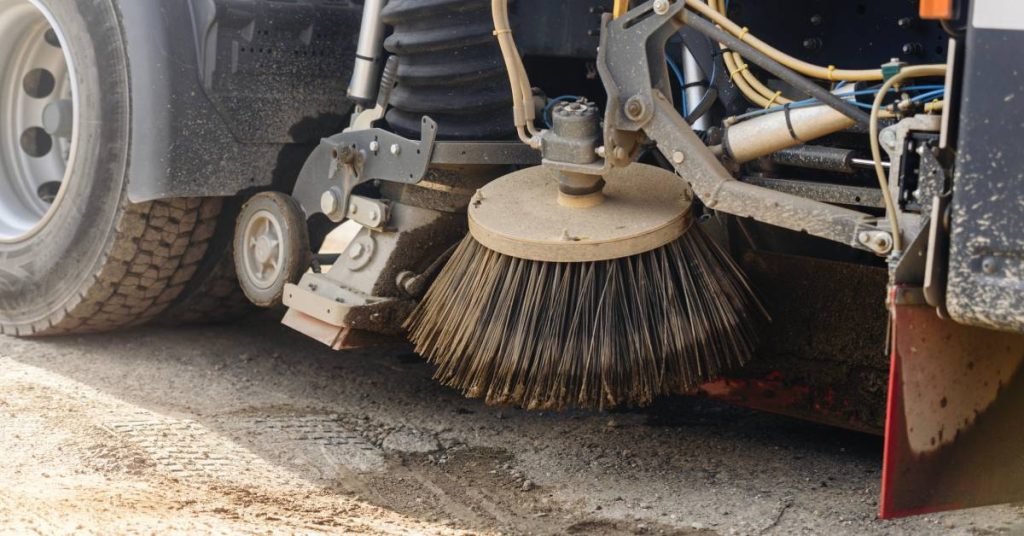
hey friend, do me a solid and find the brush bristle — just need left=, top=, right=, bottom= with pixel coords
left=404, top=226, right=765, bottom=411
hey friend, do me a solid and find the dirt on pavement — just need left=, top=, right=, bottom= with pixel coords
left=1, top=313, right=1022, bottom=535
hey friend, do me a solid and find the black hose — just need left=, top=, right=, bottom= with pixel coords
left=682, top=12, right=871, bottom=127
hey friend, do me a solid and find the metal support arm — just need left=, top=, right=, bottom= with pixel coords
left=598, top=0, right=884, bottom=253
left=646, top=93, right=877, bottom=250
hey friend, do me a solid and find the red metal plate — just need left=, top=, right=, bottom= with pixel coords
left=698, top=374, right=883, bottom=435
left=881, top=297, right=1024, bottom=518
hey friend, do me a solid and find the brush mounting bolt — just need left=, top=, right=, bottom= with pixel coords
left=390, top=143, right=401, bottom=156
left=652, top=0, right=670, bottom=15
left=369, top=140, right=381, bottom=154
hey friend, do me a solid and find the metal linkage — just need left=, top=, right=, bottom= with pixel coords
left=594, top=0, right=890, bottom=254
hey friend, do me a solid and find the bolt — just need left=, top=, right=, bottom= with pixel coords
left=625, top=96, right=646, bottom=121
left=595, top=146, right=607, bottom=159
left=802, top=38, right=822, bottom=51
left=879, top=129, right=897, bottom=150
left=335, top=146, right=356, bottom=164
left=810, top=14, right=824, bottom=26
left=349, top=243, right=365, bottom=260
left=390, top=143, right=401, bottom=156
left=901, top=42, right=923, bottom=56
left=349, top=203, right=359, bottom=215
left=369, top=140, right=380, bottom=154
left=859, top=231, right=893, bottom=255
left=320, top=188, right=344, bottom=219
left=613, top=146, right=628, bottom=161
left=982, top=258, right=998, bottom=274
left=672, top=151, right=686, bottom=165
left=872, top=234, right=893, bottom=253
left=897, top=17, right=915, bottom=29
left=652, top=0, right=670, bottom=15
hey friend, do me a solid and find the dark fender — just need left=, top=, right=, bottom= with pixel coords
left=120, top=0, right=361, bottom=202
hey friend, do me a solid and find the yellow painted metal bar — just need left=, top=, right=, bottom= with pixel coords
left=613, top=0, right=629, bottom=18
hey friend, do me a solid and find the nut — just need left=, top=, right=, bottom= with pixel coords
left=335, top=146, right=356, bottom=164
left=858, top=230, right=894, bottom=255
left=624, top=96, right=646, bottom=121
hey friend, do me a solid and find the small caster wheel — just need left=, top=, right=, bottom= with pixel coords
left=233, top=192, right=311, bottom=308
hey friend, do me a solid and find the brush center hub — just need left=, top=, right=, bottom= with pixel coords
left=468, top=163, right=694, bottom=263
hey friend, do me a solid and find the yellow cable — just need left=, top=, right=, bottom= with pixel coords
left=707, top=0, right=792, bottom=107
left=491, top=0, right=540, bottom=147
left=687, top=0, right=945, bottom=82
left=727, top=62, right=749, bottom=81
left=869, top=65, right=947, bottom=254
left=706, top=0, right=779, bottom=107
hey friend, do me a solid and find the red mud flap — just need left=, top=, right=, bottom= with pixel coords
left=881, top=296, right=1024, bottom=518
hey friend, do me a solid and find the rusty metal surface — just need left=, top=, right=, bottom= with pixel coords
left=881, top=295, right=1024, bottom=518
left=698, top=374, right=881, bottom=435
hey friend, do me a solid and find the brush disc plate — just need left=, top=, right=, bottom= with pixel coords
left=468, top=164, right=694, bottom=262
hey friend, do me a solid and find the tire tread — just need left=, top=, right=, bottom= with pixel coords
left=10, top=196, right=225, bottom=336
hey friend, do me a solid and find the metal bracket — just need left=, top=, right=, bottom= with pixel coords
left=346, top=195, right=391, bottom=230
left=293, top=116, right=438, bottom=221
left=293, top=118, right=545, bottom=224
left=595, top=3, right=887, bottom=253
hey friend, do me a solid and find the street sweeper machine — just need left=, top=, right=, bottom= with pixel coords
left=1, top=0, right=1022, bottom=519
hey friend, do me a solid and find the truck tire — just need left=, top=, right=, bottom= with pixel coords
left=0, top=0, right=239, bottom=335
left=157, top=200, right=255, bottom=326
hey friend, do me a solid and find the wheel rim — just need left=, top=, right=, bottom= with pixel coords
left=243, top=210, right=285, bottom=290
left=0, top=0, right=78, bottom=242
